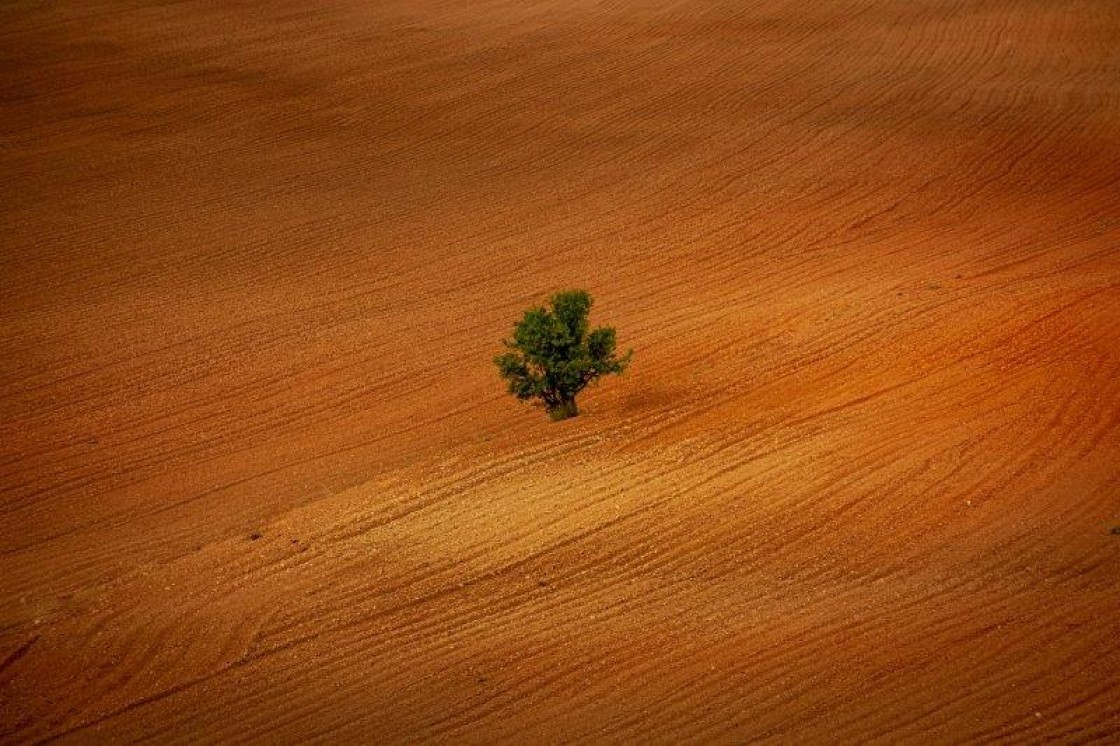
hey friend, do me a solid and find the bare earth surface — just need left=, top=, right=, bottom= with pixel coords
left=2, top=0, right=1119, bottom=742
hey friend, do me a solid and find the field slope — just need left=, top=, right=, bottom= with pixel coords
left=2, top=0, right=1119, bottom=741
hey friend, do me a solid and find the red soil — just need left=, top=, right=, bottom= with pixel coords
left=2, top=0, right=1118, bottom=741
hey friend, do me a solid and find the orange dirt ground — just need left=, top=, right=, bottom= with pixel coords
left=2, top=0, right=1119, bottom=742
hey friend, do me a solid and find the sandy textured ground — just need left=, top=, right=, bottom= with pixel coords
left=2, top=0, right=1119, bottom=741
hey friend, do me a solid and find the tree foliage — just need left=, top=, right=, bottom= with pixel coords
left=495, top=290, right=631, bottom=420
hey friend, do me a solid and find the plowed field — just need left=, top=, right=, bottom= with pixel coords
left=2, top=0, right=1119, bottom=741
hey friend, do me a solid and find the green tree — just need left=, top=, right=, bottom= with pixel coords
left=495, top=290, right=632, bottom=420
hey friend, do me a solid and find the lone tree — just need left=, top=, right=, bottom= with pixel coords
left=495, top=290, right=631, bottom=420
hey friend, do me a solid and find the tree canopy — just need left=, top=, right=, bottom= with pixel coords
left=495, top=290, right=631, bottom=420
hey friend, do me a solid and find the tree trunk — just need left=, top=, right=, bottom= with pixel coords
left=549, top=397, right=579, bottom=421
